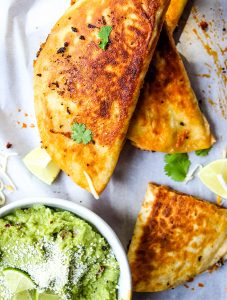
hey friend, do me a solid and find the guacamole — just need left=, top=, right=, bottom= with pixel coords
left=0, top=206, right=120, bottom=299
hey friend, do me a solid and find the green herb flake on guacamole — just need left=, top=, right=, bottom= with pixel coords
left=0, top=205, right=120, bottom=300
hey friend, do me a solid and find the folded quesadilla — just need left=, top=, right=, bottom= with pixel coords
left=128, top=24, right=215, bottom=153
left=34, top=0, right=170, bottom=195
left=128, top=183, right=227, bottom=292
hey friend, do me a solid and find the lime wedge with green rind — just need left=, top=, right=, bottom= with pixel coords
left=12, top=289, right=61, bottom=300
left=38, top=292, right=61, bottom=300
left=3, top=268, right=35, bottom=295
left=12, top=289, right=37, bottom=300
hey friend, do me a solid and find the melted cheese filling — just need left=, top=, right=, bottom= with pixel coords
left=184, top=164, right=203, bottom=184
left=83, top=171, right=99, bottom=200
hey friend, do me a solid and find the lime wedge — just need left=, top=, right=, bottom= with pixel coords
left=25, top=148, right=52, bottom=168
left=3, top=269, right=35, bottom=295
left=33, top=290, right=39, bottom=300
left=12, top=290, right=37, bottom=300
left=23, top=147, right=60, bottom=185
left=38, top=293, right=61, bottom=300
left=198, top=159, right=227, bottom=199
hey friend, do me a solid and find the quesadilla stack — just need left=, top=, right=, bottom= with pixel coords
left=128, top=183, right=227, bottom=291
left=34, top=0, right=215, bottom=195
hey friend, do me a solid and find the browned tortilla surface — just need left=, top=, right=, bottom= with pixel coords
left=128, top=26, right=215, bottom=153
left=34, top=0, right=170, bottom=195
left=165, top=0, right=188, bottom=32
left=128, top=183, right=227, bottom=292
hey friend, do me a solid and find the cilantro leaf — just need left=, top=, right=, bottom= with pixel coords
left=98, top=26, right=112, bottom=50
left=71, top=123, right=92, bottom=144
left=195, top=147, right=212, bottom=157
left=164, top=153, right=191, bottom=182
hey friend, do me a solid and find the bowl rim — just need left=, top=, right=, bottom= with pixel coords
left=0, top=197, right=132, bottom=300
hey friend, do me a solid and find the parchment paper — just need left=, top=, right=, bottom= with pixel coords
left=0, top=0, right=226, bottom=299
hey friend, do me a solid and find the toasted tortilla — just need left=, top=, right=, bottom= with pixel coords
left=128, top=25, right=215, bottom=153
left=128, top=183, right=227, bottom=292
left=166, top=0, right=188, bottom=32
left=34, top=0, right=170, bottom=195
left=71, top=0, right=187, bottom=32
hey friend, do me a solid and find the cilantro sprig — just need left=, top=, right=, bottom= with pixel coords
left=164, top=153, right=191, bottom=182
left=71, top=123, right=92, bottom=144
left=98, top=26, right=112, bottom=50
left=195, top=147, right=212, bottom=157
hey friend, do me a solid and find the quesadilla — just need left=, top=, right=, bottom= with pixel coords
left=128, top=183, right=227, bottom=292
left=34, top=0, right=170, bottom=195
left=128, top=24, right=215, bottom=153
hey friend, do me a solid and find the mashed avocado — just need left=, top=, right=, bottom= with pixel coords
left=0, top=206, right=120, bottom=299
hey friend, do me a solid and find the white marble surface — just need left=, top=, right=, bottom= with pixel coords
left=0, top=0, right=226, bottom=299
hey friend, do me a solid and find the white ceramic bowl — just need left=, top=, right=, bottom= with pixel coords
left=0, top=198, right=132, bottom=300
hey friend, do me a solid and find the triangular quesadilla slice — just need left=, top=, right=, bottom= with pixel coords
left=34, top=0, right=170, bottom=195
left=128, top=183, right=227, bottom=292
left=128, top=25, right=215, bottom=153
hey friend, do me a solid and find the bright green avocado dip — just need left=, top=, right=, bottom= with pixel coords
left=0, top=205, right=120, bottom=299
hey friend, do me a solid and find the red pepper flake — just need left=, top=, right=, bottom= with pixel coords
left=199, top=21, right=208, bottom=30
left=22, top=123, right=27, bottom=128
left=57, top=42, right=69, bottom=54
left=184, top=284, right=189, bottom=289
left=88, top=24, right=97, bottom=29
left=57, top=47, right=66, bottom=54
left=36, top=73, right=42, bottom=77
left=209, top=258, right=225, bottom=273
left=79, top=35, right=85, bottom=40
left=198, top=283, right=204, bottom=287
left=51, top=82, right=59, bottom=88
left=5, top=224, right=11, bottom=228
left=6, top=143, right=12, bottom=149
left=102, top=16, right=107, bottom=25
left=71, top=27, right=78, bottom=32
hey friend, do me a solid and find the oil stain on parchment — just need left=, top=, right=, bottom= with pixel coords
left=192, top=5, right=227, bottom=119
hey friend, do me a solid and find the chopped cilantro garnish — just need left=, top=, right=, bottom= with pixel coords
left=164, top=153, right=191, bottom=182
left=98, top=26, right=112, bottom=50
left=71, top=123, right=92, bottom=144
left=195, top=147, right=212, bottom=157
